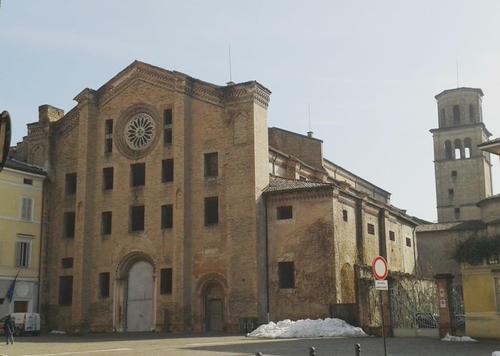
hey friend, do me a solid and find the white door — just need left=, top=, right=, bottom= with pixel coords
left=126, top=261, right=153, bottom=331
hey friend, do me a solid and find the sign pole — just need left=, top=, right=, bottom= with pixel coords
left=380, top=290, right=387, bottom=356
left=372, top=256, right=389, bottom=356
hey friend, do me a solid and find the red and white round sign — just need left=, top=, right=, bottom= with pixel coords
left=372, top=256, right=388, bottom=280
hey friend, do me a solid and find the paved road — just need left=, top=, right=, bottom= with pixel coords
left=0, top=333, right=499, bottom=356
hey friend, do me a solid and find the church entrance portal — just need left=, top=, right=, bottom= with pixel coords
left=204, top=282, right=224, bottom=332
left=126, top=260, right=153, bottom=331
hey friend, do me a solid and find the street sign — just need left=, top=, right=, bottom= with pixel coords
left=375, top=280, right=388, bottom=290
left=372, top=256, right=388, bottom=280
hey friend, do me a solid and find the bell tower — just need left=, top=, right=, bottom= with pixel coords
left=431, top=87, right=493, bottom=222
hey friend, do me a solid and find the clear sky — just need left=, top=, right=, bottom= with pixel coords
left=1, top=0, right=500, bottom=221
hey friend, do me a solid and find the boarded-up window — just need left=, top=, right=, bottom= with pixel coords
left=99, top=272, right=110, bottom=298
left=130, top=206, right=145, bottom=232
left=278, top=262, right=295, bottom=289
left=103, top=167, right=114, bottom=190
left=367, top=223, right=375, bottom=235
left=61, top=257, right=73, bottom=269
left=102, top=211, right=112, bottom=235
left=64, top=211, right=76, bottom=238
left=65, top=172, right=77, bottom=195
left=204, top=197, right=219, bottom=225
left=131, top=163, right=145, bottom=187
left=161, top=204, right=173, bottom=229
left=59, top=276, right=73, bottom=306
left=160, top=268, right=173, bottom=294
left=204, top=152, right=218, bottom=177
left=277, top=206, right=293, bottom=220
left=162, top=159, right=174, bottom=182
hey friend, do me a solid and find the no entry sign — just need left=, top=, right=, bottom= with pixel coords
left=372, top=256, right=388, bottom=280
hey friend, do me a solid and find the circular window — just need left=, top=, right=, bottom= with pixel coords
left=124, top=113, right=156, bottom=150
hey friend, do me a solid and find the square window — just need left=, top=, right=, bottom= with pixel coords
left=61, top=258, right=74, bottom=269
left=451, top=170, right=458, bottom=177
left=64, top=212, right=76, bottom=238
left=389, top=231, right=395, bottom=241
left=103, top=167, right=114, bottom=190
left=65, top=172, right=77, bottom=195
left=342, top=209, right=348, bottom=222
left=204, top=197, right=219, bottom=226
left=59, top=276, right=73, bottom=306
left=161, top=204, right=173, bottom=229
left=14, top=301, right=28, bottom=313
left=277, top=206, right=293, bottom=220
left=23, top=178, right=33, bottom=185
left=367, top=223, right=375, bottom=235
left=160, top=268, right=173, bottom=294
left=406, top=237, right=412, bottom=247
left=21, top=197, right=33, bottom=221
left=131, top=163, right=145, bottom=187
left=204, top=152, right=218, bottom=177
left=101, top=211, right=112, bottom=235
left=99, top=272, right=110, bottom=298
left=162, top=159, right=174, bottom=182
left=15, top=239, right=31, bottom=268
left=278, top=262, right=295, bottom=289
left=130, top=206, right=145, bottom=232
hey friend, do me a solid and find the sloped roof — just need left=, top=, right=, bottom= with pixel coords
left=263, top=176, right=334, bottom=195
left=4, top=158, right=46, bottom=176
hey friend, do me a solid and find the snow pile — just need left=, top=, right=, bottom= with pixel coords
left=247, top=318, right=367, bottom=338
left=441, top=333, right=477, bottom=342
left=49, top=330, right=66, bottom=335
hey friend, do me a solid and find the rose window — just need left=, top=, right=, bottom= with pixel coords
left=124, top=113, right=156, bottom=150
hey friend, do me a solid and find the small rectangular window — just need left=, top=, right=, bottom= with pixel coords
left=102, top=211, right=112, bottom=235
left=342, top=209, right=348, bottom=222
left=65, top=172, right=77, bottom=195
left=131, top=163, right=145, bottom=187
left=104, top=119, right=113, bottom=153
left=451, top=170, right=457, bottom=178
left=59, top=276, right=73, bottom=306
left=277, top=206, right=293, bottom=220
left=61, top=257, right=74, bottom=269
left=406, top=237, right=412, bottom=247
left=278, top=261, right=295, bottom=289
left=164, top=128, right=173, bottom=145
left=367, top=223, right=375, bottom=235
left=161, top=204, right=173, bottom=229
left=164, top=109, right=173, bottom=145
left=162, top=159, right=174, bottom=182
left=99, top=272, right=110, bottom=298
left=21, top=197, right=33, bottom=221
left=14, top=301, right=28, bottom=313
left=103, top=167, right=114, bottom=190
left=454, top=207, right=461, bottom=219
left=23, top=178, right=33, bottom=185
left=105, top=119, right=113, bottom=135
left=64, top=211, right=76, bottom=238
left=164, top=109, right=173, bottom=126
left=130, top=205, right=145, bottom=232
left=204, top=152, right=218, bottom=177
left=453, top=105, right=460, bottom=124
left=160, top=268, right=173, bottom=294
left=204, top=196, right=219, bottom=226
left=389, top=231, right=395, bottom=241
left=16, top=240, right=31, bottom=268
left=448, top=188, right=454, bottom=197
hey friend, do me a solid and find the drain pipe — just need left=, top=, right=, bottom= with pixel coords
left=264, top=193, right=270, bottom=323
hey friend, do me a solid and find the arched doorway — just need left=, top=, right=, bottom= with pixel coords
left=204, top=282, right=224, bottom=332
left=126, top=260, right=154, bottom=331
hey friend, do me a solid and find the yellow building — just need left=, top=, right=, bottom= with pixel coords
left=0, top=157, right=46, bottom=315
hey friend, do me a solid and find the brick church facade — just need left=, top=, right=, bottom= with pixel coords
left=13, top=61, right=420, bottom=333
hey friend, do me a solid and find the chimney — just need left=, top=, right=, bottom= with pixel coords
left=307, top=131, right=314, bottom=138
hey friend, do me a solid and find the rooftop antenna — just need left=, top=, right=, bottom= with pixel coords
left=227, top=45, right=234, bottom=85
left=307, top=104, right=313, bottom=138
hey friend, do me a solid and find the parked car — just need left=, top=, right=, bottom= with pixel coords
left=0, top=313, right=41, bottom=336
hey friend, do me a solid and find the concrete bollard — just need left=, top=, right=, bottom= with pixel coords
left=309, top=346, right=316, bottom=356
left=355, top=343, right=361, bottom=356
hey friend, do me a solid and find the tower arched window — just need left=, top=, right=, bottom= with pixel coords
left=464, top=137, right=472, bottom=158
left=445, top=140, right=453, bottom=160
left=453, top=105, right=460, bottom=124
left=469, top=104, right=474, bottom=123
left=454, top=139, right=462, bottom=160
left=439, top=108, right=446, bottom=127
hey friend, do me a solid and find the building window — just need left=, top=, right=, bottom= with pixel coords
left=445, top=140, right=453, bottom=160
left=21, top=197, right=33, bottom=221
left=15, top=239, right=31, bottom=268
left=59, top=276, right=73, bottom=306
left=448, top=188, right=454, bottom=197
left=367, top=223, right=375, bottom=235
left=451, top=170, right=457, bottom=178
left=342, top=209, right=348, bottom=222
left=131, top=163, right=145, bottom=187
left=453, top=105, right=460, bottom=124
left=161, top=204, right=173, bottom=229
left=101, top=211, right=112, bottom=235
left=454, top=139, right=462, bottom=160
left=204, top=197, right=219, bottom=226
left=162, top=159, right=174, bottom=182
left=389, top=231, right=395, bottom=241
left=160, top=268, right=173, bottom=294
left=469, top=104, right=475, bottom=122
left=495, top=278, right=500, bottom=313
left=99, top=272, right=110, bottom=298
left=61, top=258, right=74, bottom=269
left=105, top=119, right=113, bottom=153
left=23, top=178, right=33, bottom=185
left=406, top=237, right=412, bottom=247
left=454, top=207, right=461, bottom=219
left=164, top=109, right=173, bottom=145
left=14, top=301, right=28, bottom=313
left=65, top=172, right=77, bottom=195
left=277, top=206, right=293, bottom=220
left=464, top=137, right=472, bottom=159
left=278, top=262, right=295, bottom=289
left=64, top=212, right=76, bottom=238
left=130, top=205, right=145, bottom=232
left=204, top=152, right=218, bottom=177
left=103, top=167, right=114, bottom=190
left=439, top=108, right=446, bottom=126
